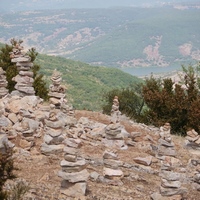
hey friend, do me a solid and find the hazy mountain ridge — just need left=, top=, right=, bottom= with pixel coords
left=0, top=6, right=199, bottom=76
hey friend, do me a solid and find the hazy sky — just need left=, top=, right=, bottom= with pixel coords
left=0, top=0, right=198, bottom=12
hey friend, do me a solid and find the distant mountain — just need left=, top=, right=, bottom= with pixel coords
left=0, top=41, right=142, bottom=110
left=0, top=0, right=200, bottom=12
left=0, top=7, right=199, bottom=76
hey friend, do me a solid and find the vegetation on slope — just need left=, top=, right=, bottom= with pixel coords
left=103, top=63, right=200, bottom=135
left=35, top=54, right=142, bottom=110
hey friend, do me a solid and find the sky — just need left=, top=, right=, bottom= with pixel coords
left=0, top=0, right=199, bottom=12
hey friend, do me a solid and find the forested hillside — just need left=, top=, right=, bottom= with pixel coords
left=35, top=54, right=143, bottom=111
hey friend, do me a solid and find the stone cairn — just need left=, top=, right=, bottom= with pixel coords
left=102, top=150, right=124, bottom=185
left=185, top=129, right=200, bottom=149
left=111, top=96, right=121, bottom=123
left=58, top=138, right=89, bottom=198
left=190, top=158, right=200, bottom=191
left=154, top=123, right=187, bottom=198
left=10, top=42, right=35, bottom=96
left=104, top=96, right=126, bottom=149
left=0, top=68, right=8, bottom=98
left=48, top=69, right=74, bottom=116
left=41, top=110, right=65, bottom=155
left=157, top=123, right=176, bottom=158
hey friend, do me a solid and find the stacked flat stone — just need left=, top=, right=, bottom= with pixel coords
left=0, top=68, right=8, bottom=98
left=111, top=96, right=121, bottom=123
left=10, top=43, right=35, bottom=96
left=58, top=138, right=89, bottom=198
left=190, top=159, right=200, bottom=191
left=159, top=162, right=187, bottom=197
left=104, top=96, right=126, bottom=149
left=41, top=110, right=65, bottom=155
left=103, top=150, right=123, bottom=183
left=0, top=133, right=15, bottom=154
left=157, top=123, right=176, bottom=157
left=48, top=69, right=66, bottom=108
left=185, top=129, right=200, bottom=149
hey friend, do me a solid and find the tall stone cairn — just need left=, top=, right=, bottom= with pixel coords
left=152, top=123, right=187, bottom=198
left=0, top=68, right=8, bottom=98
left=10, top=42, right=35, bottom=96
left=40, top=110, right=65, bottom=155
left=58, top=138, right=89, bottom=198
left=157, top=123, right=177, bottom=157
left=48, top=69, right=74, bottom=115
left=104, top=96, right=126, bottom=149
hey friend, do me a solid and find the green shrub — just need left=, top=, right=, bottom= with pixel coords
left=142, top=64, right=200, bottom=135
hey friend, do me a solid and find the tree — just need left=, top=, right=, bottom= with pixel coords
left=102, top=84, right=144, bottom=120
left=0, top=43, right=17, bottom=92
left=142, top=64, right=200, bottom=135
left=27, top=48, right=49, bottom=100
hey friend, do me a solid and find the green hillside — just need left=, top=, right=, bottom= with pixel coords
left=35, top=54, right=142, bottom=110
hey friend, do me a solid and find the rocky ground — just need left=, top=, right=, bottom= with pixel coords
left=4, top=110, right=199, bottom=200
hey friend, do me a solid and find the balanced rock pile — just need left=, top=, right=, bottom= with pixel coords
left=41, top=110, right=65, bottom=155
left=58, top=138, right=89, bottom=198
left=103, top=150, right=124, bottom=185
left=10, top=43, right=35, bottom=96
left=0, top=68, right=8, bottom=98
left=157, top=123, right=176, bottom=157
left=103, top=96, right=128, bottom=149
left=185, top=129, right=200, bottom=149
left=190, top=158, right=200, bottom=191
left=110, top=96, right=121, bottom=123
left=159, top=161, right=187, bottom=198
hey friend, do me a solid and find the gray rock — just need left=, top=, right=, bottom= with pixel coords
left=160, top=186, right=187, bottom=196
left=40, top=143, right=63, bottom=155
left=161, top=179, right=181, bottom=188
left=60, top=181, right=87, bottom=197
left=58, top=169, right=89, bottom=183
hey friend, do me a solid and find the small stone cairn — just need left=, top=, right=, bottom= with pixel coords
left=0, top=68, right=8, bottom=98
left=110, top=96, right=121, bottom=123
left=102, top=150, right=124, bottom=185
left=190, top=159, right=200, bottom=191
left=151, top=123, right=187, bottom=199
left=41, top=110, right=65, bottom=155
left=104, top=96, right=126, bottom=149
left=157, top=123, right=176, bottom=157
left=58, top=138, right=89, bottom=198
left=159, top=160, right=187, bottom=198
left=185, top=129, right=200, bottom=149
left=10, top=42, right=35, bottom=96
